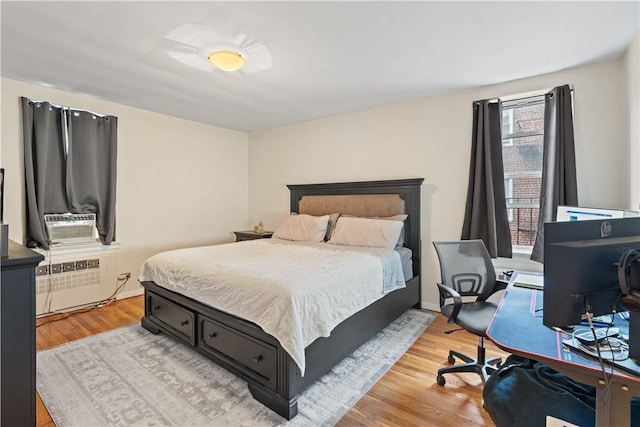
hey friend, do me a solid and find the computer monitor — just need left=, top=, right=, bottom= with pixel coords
left=543, top=216, right=640, bottom=328
left=556, top=205, right=640, bottom=222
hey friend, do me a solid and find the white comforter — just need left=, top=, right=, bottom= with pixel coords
left=138, top=238, right=406, bottom=376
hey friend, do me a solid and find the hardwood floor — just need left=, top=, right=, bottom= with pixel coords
left=35, top=296, right=507, bottom=427
left=336, top=312, right=507, bottom=427
left=36, top=297, right=145, bottom=427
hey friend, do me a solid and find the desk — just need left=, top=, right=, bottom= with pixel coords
left=487, top=278, right=640, bottom=427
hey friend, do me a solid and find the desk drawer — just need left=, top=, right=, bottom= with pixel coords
left=147, top=292, right=195, bottom=345
left=199, top=316, right=277, bottom=389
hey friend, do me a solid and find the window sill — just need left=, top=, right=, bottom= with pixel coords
left=512, top=245, right=533, bottom=256
left=492, top=248, right=543, bottom=275
left=34, top=241, right=120, bottom=259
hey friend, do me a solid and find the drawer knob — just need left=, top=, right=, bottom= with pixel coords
left=180, top=320, right=189, bottom=326
left=152, top=305, right=160, bottom=310
left=253, top=355, right=263, bottom=364
left=208, top=332, right=217, bottom=339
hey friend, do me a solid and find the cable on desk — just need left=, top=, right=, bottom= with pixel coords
left=584, top=311, right=615, bottom=427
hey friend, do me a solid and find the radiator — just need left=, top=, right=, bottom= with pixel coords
left=35, top=249, right=118, bottom=315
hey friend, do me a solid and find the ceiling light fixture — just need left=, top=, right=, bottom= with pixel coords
left=207, top=49, right=246, bottom=72
left=164, top=24, right=271, bottom=74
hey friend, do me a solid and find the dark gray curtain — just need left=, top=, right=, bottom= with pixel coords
left=22, top=98, right=69, bottom=249
left=66, top=110, right=118, bottom=245
left=22, top=97, right=117, bottom=249
left=461, top=100, right=512, bottom=258
left=530, top=85, right=578, bottom=262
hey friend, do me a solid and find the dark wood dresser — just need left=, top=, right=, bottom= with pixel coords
left=1, top=240, right=44, bottom=426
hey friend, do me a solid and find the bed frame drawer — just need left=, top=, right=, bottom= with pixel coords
left=199, top=316, right=277, bottom=390
left=147, top=292, right=195, bottom=345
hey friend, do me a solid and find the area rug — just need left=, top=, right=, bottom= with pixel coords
left=37, top=309, right=434, bottom=427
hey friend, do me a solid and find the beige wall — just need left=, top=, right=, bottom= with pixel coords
left=0, top=78, right=249, bottom=300
left=624, top=32, right=640, bottom=211
left=248, top=58, right=630, bottom=310
left=1, top=48, right=634, bottom=311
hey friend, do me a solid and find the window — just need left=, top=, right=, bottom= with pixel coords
left=22, top=98, right=117, bottom=249
left=501, top=109, right=514, bottom=146
left=504, top=178, right=513, bottom=222
left=501, top=95, right=545, bottom=251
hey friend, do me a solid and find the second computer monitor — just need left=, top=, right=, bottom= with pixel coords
left=543, top=216, right=640, bottom=328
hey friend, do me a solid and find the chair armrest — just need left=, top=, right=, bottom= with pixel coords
left=437, top=283, right=463, bottom=322
left=493, top=279, right=509, bottom=293
left=477, top=279, right=508, bottom=302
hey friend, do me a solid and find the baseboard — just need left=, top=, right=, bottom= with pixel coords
left=37, top=287, right=145, bottom=318
left=421, top=301, right=440, bottom=312
left=115, top=288, right=144, bottom=300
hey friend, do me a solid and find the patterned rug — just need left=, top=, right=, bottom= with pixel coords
left=37, top=309, right=434, bottom=427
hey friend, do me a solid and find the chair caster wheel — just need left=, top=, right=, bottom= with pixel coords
left=437, top=375, right=446, bottom=386
left=447, top=354, right=456, bottom=364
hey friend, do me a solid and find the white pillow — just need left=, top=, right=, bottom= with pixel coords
left=344, top=214, right=408, bottom=247
left=273, top=214, right=330, bottom=242
left=328, top=216, right=403, bottom=249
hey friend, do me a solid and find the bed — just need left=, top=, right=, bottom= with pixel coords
left=139, top=178, right=423, bottom=419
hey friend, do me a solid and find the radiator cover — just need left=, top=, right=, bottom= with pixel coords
left=35, top=244, right=119, bottom=315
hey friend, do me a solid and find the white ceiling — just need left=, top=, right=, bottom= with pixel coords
left=1, top=1, right=638, bottom=133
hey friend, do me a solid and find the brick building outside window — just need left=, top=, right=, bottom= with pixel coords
left=501, top=95, right=545, bottom=251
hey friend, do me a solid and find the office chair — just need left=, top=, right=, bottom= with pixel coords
left=433, top=240, right=508, bottom=386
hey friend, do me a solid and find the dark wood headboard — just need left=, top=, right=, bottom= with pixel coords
left=287, top=178, right=424, bottom=278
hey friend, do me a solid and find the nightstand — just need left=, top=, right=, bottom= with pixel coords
left=233, top=230, right=274, bottom=242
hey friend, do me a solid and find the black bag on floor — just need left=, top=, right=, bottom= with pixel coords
left=482, top=355, right=597, bottom=427
left=482, top=355, right=640, bottom=427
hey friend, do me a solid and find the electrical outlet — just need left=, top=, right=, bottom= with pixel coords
left=119, top=272, right=132, bottom=280
left=50, top=263, right=62, bottom=274
left=36, top=265, right=49, bottom=276
left=75, top=260, right=87, bottom=270
left=87, top=259, right=100, bottom=269
left=62, top=262, right=75, bottom=272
